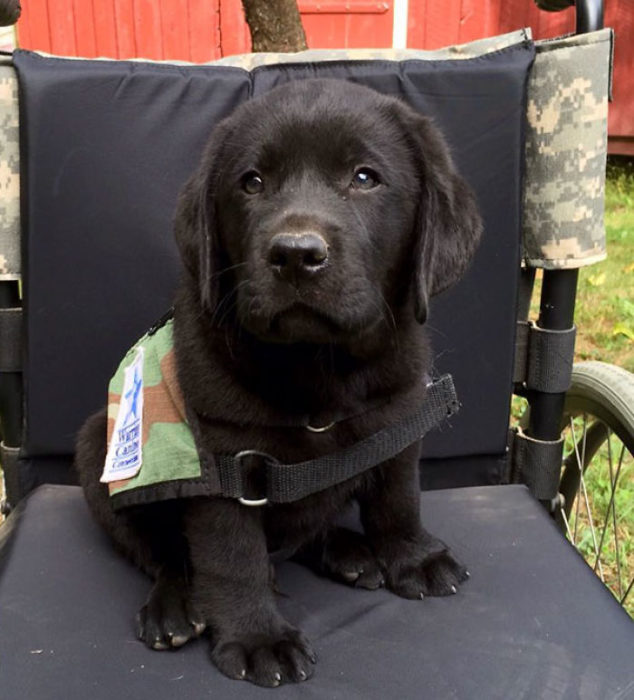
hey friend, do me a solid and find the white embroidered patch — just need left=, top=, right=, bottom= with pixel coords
left=100, top=347, right=145, bottom=483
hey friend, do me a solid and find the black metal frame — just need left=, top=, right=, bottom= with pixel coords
left=575, top=0, right=604, bottom=34
left=517, top=0, right=604, bottom=503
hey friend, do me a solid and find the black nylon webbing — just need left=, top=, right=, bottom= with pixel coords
left=215, top=375, right=459, bottom=504
left=514, top=321, right=576, bottom=393
left=527, top=323, right=576, bottom=393
left=512, top=427, right=563, bottom=501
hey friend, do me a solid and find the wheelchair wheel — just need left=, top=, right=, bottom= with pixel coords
left=558, top=362, right=634, bottom=616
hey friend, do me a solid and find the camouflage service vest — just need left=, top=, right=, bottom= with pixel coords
left=100, top=318, right=217, bottom=510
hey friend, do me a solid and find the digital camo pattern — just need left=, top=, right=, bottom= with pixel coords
left=524, top=29, right=612, bottom=269
left=1, top=29, right=612, bottom=271
left=0, top=58, right=19, bottom=280
left=106, top=320, right=202, bottom=496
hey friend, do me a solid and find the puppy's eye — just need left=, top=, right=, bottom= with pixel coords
left=351, top=168, right=380, bottom=191
left=241, top=171, right=264, bottom=195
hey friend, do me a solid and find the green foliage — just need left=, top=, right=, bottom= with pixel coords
left=568, top=157, right=634, bottom=372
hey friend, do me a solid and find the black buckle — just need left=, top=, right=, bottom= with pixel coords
left=234, top=450, right=278, bottom=506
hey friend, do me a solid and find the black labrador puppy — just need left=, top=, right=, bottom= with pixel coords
left=76, top=78, right=482, bottom=687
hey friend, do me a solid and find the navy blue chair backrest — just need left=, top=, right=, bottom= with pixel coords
left=13, top=43, right=534, bottom=486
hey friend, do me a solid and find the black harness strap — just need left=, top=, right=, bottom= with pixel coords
left=214, top=374, right=459, bottom=504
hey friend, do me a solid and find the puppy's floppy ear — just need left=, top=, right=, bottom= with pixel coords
left=404, top=111, right=483, bottom=324
left=174, top=123, right=230, bottom=313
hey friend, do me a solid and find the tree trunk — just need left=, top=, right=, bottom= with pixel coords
left=0, top=0, right=21, bottom=26
left=242, top=0, right=308, bottom=53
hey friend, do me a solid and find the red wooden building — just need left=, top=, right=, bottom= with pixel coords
left=15, top=0, right=633, bottom=154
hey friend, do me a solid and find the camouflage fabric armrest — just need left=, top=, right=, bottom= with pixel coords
left=524, top=28, right=613, bottom=269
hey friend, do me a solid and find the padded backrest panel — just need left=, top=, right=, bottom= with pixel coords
left=14, top=43, right=534, bottom=466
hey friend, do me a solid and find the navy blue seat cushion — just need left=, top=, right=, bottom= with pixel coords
left=1, top=484, right=632, bottom=699
left=13, top=43, right=533, bottom=490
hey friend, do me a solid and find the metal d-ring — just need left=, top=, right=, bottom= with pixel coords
left=306, top=421, right=335, bottom=433
left=238, top=496, right=269, bottom=507
left=234, top=450, right=276, bottom=506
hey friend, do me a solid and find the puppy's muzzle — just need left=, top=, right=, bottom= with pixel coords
left=268, top=232, right=329, bottom=285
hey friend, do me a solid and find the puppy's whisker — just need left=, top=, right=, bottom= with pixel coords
left=423, top=322, right=448, bottom=340
left=216, top=298, right=241, bottom=328
left=214, top=285, right=250, bottom=328
left=373, top=296, right=399, bottom=351
left=207, top=261, right=248, bottom=283
left=210, top=280, right=250, bottom=327
left=378, top=294, right=400, bottom=351
left=209, top=292, right=235, bottom=327
left=378, top=292, right=398, bottom=334
left=348, top=201, right=375, bottom=249
left=224, top=325, right=236, bottom=360
left=244, top=295, right=268, bottom=331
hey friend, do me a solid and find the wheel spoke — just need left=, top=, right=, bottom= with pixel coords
left=592, top=428, right=616, bottom=573
left=560, top=506, right=575, bottom=543
left=622, top=577, right=633, bottom=607
left=579, top=469, right=604, bottom=581
left=581, top=412, right=588, bottom=474
left=578, top=413, right=589, bottom=545
left=570, top=416, right=604, bottom=580
left=570, top=417, right=583, bottom=544
left=608, top=438, right=625, bottom=599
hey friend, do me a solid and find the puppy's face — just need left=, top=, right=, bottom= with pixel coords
left=176, top=80, right=482, bottom=344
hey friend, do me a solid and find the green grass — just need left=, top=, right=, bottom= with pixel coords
left=573, top=157, right=634, bottom=372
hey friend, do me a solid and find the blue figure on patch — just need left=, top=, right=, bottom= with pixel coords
left=123, top=367, right=142, bottom=427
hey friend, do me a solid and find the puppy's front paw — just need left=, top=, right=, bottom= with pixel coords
left=321, top=528, right=384, bottom=590
left=383, top=541, right=469, bottom=599
left=211, top=623, right=315, bottom=687
left=136, top=575, right=206, bottom=650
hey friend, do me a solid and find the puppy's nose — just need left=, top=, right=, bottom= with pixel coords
left=268, top=232, right=329, bottom=281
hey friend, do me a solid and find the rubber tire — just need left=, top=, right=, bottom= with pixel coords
left=564, top=361, right=634, bottom=455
